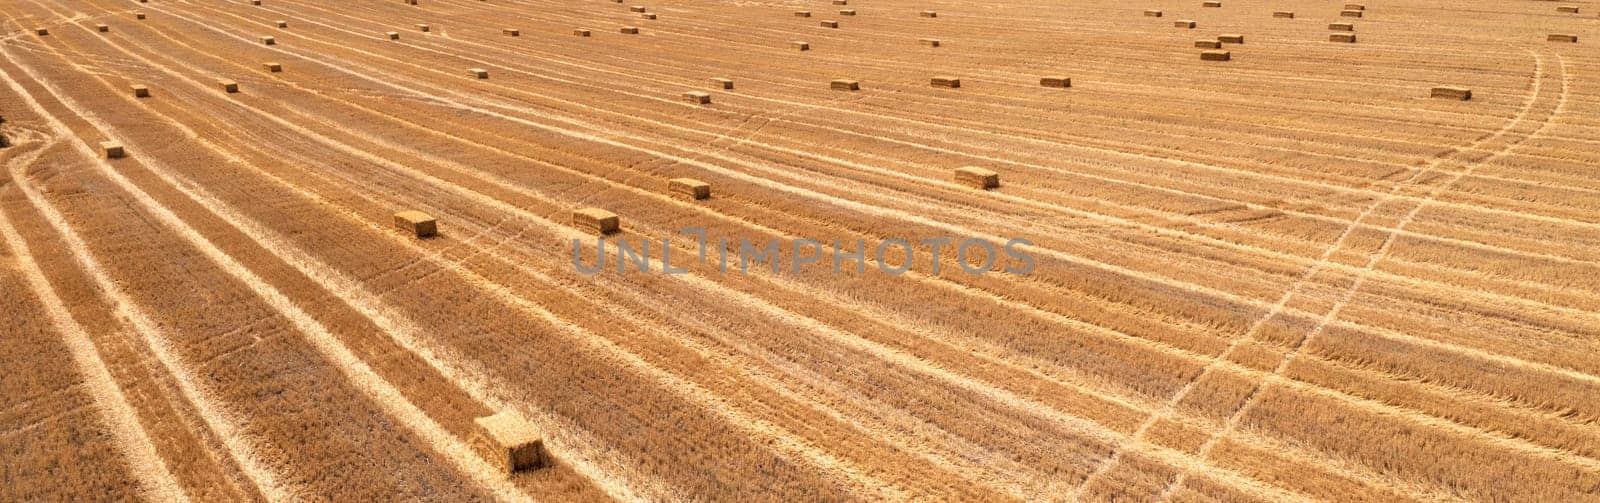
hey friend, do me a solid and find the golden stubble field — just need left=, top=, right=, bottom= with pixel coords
left=0, top=0, right=1596, bottom=501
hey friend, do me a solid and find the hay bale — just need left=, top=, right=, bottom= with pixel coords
left=1144, top=10, right=1163, bottom=17
left=260, top=36, right=277, bottom=45
left=668, top=178, right=711, bottom=200
left=503, top=28, right=520, bottom=36
left=1200, top=50, right=1231, bottom=61
left=792, top=40, right=810, bottom=50
left=641, top=13, right=657, bottom=19
left=97, top=24, right=110, bottom=32
left=830, top=79, right=860, bottom=91
left=469, top=68, right=489, bottom=79
left=682, top=91, right=712, bottom=104
left=574, top=28, right=592, bottom=36
left=1195, top=39, right=1222, bottom=48
left=1430, top=86, right=1471, bottom=100
left=276, top=20, right=288, bottom=28
left=36, top=28, right=49, bottom=36
left=1218, top=34, right=1244, bottom=43
left=405, top=0, right=418, bottom=4
left=219, top=80, right=240, bottom=93
left=1548, top=34, right=1577, bottom=42
left=1329, top=22, right=1354, bottom=31
left=1273, top=11, right=1294, bottom=18
left=795, top=11, right=812, bottom=17
left=251, top=0, right=261, bottom=5
left=710, top=78, right=734, bottom=89
left=1344, top=3, right=1365, bottom=10
left=572, top=208, right=619, bottom=235
left=472, top=411, right=543, bottom=475
left=1340, top=10, right=1362, bottom=17
left=136, top=12, right=147, bottom=20
left=919, top=38, right=942, bottom=47
left=1039, top=76, right=1071, bottom=88
left=263, top=62, right=283, bottom=72
left=954, top=167, right=998, bottom=189
left=1203, top=1, right=1221, bottom=7
left=620, top=26, right=639, bottom=34
left=839, top=9, right=856, bottom=15
left=629, top=5, right=647, bottom=12
left=1330, top=32, right=1357, bottom=42
left=1556, top=6, right=1579, bottom=12
left=386, top=31, right=401, bottom=40
left=821, top=20, right=840, bottom=28
left=418, top=24, right=431, bottom=32
left=1174, top=20, right=1196, bottom=28
left=832, top=0, right=847, bottom=4
left=394, top=210, right=438, bottom=238
left=102, top=142, right=125, bottom=159
left=921, top=10, right=938, bottom=17
left=131, top=85, right=150, bottom=98
left=930, top=76, right=961, bottom=88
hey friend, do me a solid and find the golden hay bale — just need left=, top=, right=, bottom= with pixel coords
left=629, top=5, right=647, bottom=12
left=795, top=11, right=812, bottom=17
left=263, top=62, right=283, bottom=72
left=668, top=178, right=712, bottom=200
left=418, top=24, right=431, bottom=32
left=1547, top=34, right=1577, bottom=42
left=1344, top=3, right=1365, bottom=9
left=830, top=79, right=860, bottom=91
left=1330, top=32, right=1357, bottom=42
left=1217, top=34, right=1244, bottom=43
left=1174, top=20, right=1196, bottom=28
left=35, top=28, right=49, bottom=36
left=821, top=20, right=840, bottom=28
left=921, top=10, right=938, bottom=17
left=276, top=20, right=288, bottom=28
left=1329, top=22, right=1354, bottom=31
left=251, top=0, right=261, bottom=5
left=710, top=77, right=734, bottom=89
left=260, top=36, right=277, bottom=45
left=574, top=28, right=591, bottom=36
left=102, top=142, right=125, bottom=159
left=1195, top=39, right=1222, bottom=48
left=1273, top=11, right=1294, bottom=18
left=792, top=40, right=810, bottom=50
left=136, top=12, right=147, bottom=20
left=503, top=28, right=520, bottom=36
left=469, top=68, right=489, bottom=79
left=219, top=79, right=240, bottom=93
left=620, top=26, right=640, bottom=34
left=1430, top=86, right=1471, bottom=100
left=839, top=9, right=856, bottom=15
left=405, top=0, right=419, bottom=4
left=1200, top=50, right=1231, bottom=61
left=682, top=91, right=712, bottom=104
left=1555, top=6, right=1578, bottom=12
left=394, top=210, right=438, bottom=238
left=1144, top=10, right=1163, bottom=17
left=573, top=208, right=620, bottom=235
left=954, top=166, right=999, bottom=189
left=472, top=411, right=544, bottom=475
left=1340, top=10, right=1362, bottom=17
left=919, top=38, right=942, bottom=47
left=1203, top=1, right=1221, bottom=7
left=641, top=13, right=657, bottom=19
left=832, top=0, right=847, bottom=4
left=1039, top=76, right=1071, bottom=88
left=131, top=85, right=150, bottom=98
left=97, top=24, right=110, bottom=32
left=930, top=76, right=961, bottom=88
left=386, top=31, right=401, bottom=40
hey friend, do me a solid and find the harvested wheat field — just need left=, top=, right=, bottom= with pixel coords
left=1, top=0, right=1597, bottom=501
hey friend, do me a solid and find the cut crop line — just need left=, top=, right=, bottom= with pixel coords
left=0, top=140, right=191, bottom=503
